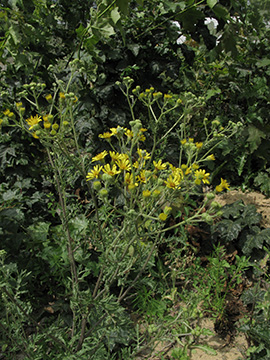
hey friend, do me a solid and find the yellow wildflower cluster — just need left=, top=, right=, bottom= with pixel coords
left=98, top=125, right=147, bottom=142
left=87, top=125, right=230, bottom=224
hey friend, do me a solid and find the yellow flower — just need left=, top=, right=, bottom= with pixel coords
left=216, top=178, right=230, bottom=192
left=116, top=157, right=131, bottom=171
left=153, top=160, right=167, bottom=171
left=142, top=190, right=151, bottom=197
left=137, top=148, right=151, bottom=160
left=164, top=174, right=181, bottom=189
left=103, top=164, right=121, bottom=176
left=159, top=213, right=168, bottom=221
left=45, top=94, right=52, bottom=102
left=164, top=206, right=172, bottom=215
left=164, top=94, right=172, bottom=100
left=124, top=172, right=138, bottom=188
left=32, top=132, right=39, bottom=139
left=91, top=150, right=108, bottom=162
left=26, top=115, right=42, bottom=130
left=109, top=151, right=120, bottom=162
left=110, top=126, right=124, bottom=136
left=125, top=129, right=134, bottom=139
left=192, top=163, right=199, bottom=170
left=137, top=169, right=149, bottom=183
left=181, top=139, right=187, bottom=145
left=16, top=102, right=23, bottom=108
left=59, top=92, right=65, bottom=99
left=194, top=169, right=210, bottom=185
left=86, top=165, right=103, bottom=181
left=152, top=189, right=161, bottom=197
left=189, top=138, right=194, bottom=143
left=99, top=132, right=113, bottom=139
left=133, top=160, right=139, bottom=169
left=207, top=154, right=215, bottom=161
left=44, top=122, right=51, bottom=129
left=3, top=109, right=11, bottom=116
left=196, top=142, right=203, bottom=149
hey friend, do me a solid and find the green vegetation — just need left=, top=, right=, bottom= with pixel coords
left=1, top=0, right=270, bottom=359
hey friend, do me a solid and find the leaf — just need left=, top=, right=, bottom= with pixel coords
left=111, top=7, right=121, bottom=24
left=207, top=0, right=218, bottom=9
left=192, top=344, right=217, bottom=355
left=127, top=43, right=141, bottom=56
left=212, top=4, right=230, bottom=20
left=205, top=87, right=221, bottom=100
left=247, top=125, right=266, bottom=153
left=116, top=0, right=130, bottom=15
left=242, top=233, right=264, bottom=255
left=27, top=222, right=50, bottom=244
left=256, top=58, right=270, bottom=68
left=98, top=23, right=116, bottom=38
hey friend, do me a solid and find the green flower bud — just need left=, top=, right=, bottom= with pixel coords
left=99, top=188, right=108, bottom=198
left=206, top=192, right=215, bottom=200
left=52, top=123, right=59, bottom=130
left=201, top=212, right=213, bottom=224
left=93, top=181, right=101, bottom=191
left=50, top=129, right=57, bottom=136
left=128, top=245, right=134, bottom=257
left=210, top=201, right=222, bottom=210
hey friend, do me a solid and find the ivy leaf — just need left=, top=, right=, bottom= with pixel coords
left=212, top=3, right=230, bottom=20
left=111, top=7, right=121, bottom=24
left=247, top=125, right=266, bottom=153
left=256, top=58, right=270, bottom=68
left=116, top=0, right=130, bottom=15
left=207, top=0, right=218, bottom=9
left=205, top=87, right=221, bottom=100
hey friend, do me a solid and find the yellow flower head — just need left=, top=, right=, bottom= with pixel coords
left=45, top=94, right=52, bottom=102
left=137, top=148, right=151, bottom=160
left=196, top=142, right=203, bottom=149
left=16, top=102, right=23, bottom=108
left=99, top=132, right=113, bottom=139
left=102, top=164, right=121, bottom=176
left=86, top=165, right=103, bottom=181
left=91, top=150, right=108, bottom=162
left=159, top=213, right=168, bottom=221
left=216, top=178, right=230, bottom=192
left=59, top=92, right=65, bottom=99
left=137, top=169, right=149, bottom=183
left=109, top=151, right=120, bottom=162
left=116, top=157, right=131, bottom=171
left=164, top=174, right=181, bottom=189
left=194, top=169, right=210, bottom=185
left=207, top=154, right=215, bottom=161
left=153, top=159, right=167, bottom=171
left=125, top=129, right=134, bottom=139
left=26, top=115, right=42, bottom=130
left=142, top=190, right=151, bottom=197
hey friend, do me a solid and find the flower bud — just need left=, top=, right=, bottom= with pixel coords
left=99, top=188, right=108, bottom=198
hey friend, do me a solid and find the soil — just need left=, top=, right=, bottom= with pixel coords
left=214, top=189, right=270, bottom=228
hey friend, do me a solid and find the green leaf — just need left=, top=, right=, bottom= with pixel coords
left=99, top=23, right=116, bottom=38
left=116, top=0, right=130, bottom=15
left=27, top=222, right=50, bottom=244
left=256, top=58, right=270, bottom=68
left=247, top=125, right=266, bottom=153
left=207, top=0, right=218, bottom=9
left=111, top=7, right=121, bottom=24
left=205, top=87, right=221, bottom=100
left=192, top=344, right=217, bottom=355
left=212, top=4, right=230, bottom=19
